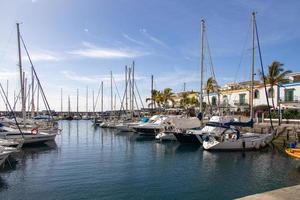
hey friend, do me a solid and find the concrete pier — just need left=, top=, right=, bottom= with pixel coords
left=236, top=185, right=300, bottom=200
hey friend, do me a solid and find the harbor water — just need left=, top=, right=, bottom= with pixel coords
left=1, top=120, right=300, bottom=200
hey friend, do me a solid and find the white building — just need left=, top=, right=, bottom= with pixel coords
left=203, top=72, right=300, bottom=111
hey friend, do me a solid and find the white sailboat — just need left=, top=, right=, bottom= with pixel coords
left=202, top=12, right=275, bottom=151
left=0, top=23, right=59, bottom=145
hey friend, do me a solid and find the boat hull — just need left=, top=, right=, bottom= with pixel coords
left=285, top=148, right=300, bottom=158
left=173, top=132, right=202, bottom=144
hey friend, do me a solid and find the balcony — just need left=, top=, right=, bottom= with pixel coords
left=281, top=96, right=300, bottom=103
left=233, top=100, right=249, bottom=106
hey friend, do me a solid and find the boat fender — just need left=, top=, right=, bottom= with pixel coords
left=31, top=128, right=39, bottom=135
left=242, top=141, right=245, bottom=149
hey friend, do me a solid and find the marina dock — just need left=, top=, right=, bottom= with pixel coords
left=237, top=185, right=300, bottom=200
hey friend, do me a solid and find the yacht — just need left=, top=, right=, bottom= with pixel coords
left=115, top=117, right=149, bottom=132
left=202, top=126, right=274, bottom=150
left=132, top=115, right=168, bottom=136
left=173, top=116, right=235, bottom=144
left=155, top=116, right=201, bottom=141
left=0, top=124, right=57, bottom=145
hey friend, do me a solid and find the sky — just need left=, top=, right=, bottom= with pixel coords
left=0, top=0, right=300, bottom=112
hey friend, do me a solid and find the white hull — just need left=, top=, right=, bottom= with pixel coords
left=0, top=126, right=57, bottom=145
left=155, top=132, right=177, bottom=141
left=203, top=133, right=273, bottom=150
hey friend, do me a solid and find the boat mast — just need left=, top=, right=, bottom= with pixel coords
left=250, top=12, right=255, bottom=121
left=101, top=81, right=103, bottom=114
left=92, top=89, right=95, bottom=114
left=86, top=86, right=88, bottom=115
left=151, top=74, right=154, bottom=110
left=77, top=88, right=79, bottom=115
left=200, top=19, right=205, bottom=126
left=5, top=80, right=9, bottom=113
left=68, top=95, right=71, bottom=115
left=110, top=71, right=113, bottom=112
left=125, top=65, right=128, bottom=111
left=132, top=61, right=135, bottom=116
left=36, top=85, right=39, bottom=113
left=17, top=23, right=26, bottom=124
left=60, top=88, right=63, bottom=113
left=31, top=65, right=35, bottom=117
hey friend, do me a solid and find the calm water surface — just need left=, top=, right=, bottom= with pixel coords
left=0, top=120, right=300, bottom=200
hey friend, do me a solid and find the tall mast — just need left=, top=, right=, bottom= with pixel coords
left=60, top=88, right=63, bottom=112
left=114, top=94, right=116, bottom=111
left=128, top=67, right=132, bottom=111
left=250, top=12, right=256, bottom=121
left=76, top=88, right=79, bottom=114
left=125, top=65, right=128, bottom=111
left=86, top=86, right=88, bottom=114
left=151, top=75, right=154, bottom=110
left=92, top=89, right=95, bottom=114
left=200, top=19, right=205, bottom=126
left=17, top=23, right=26, bottom=123
left=132, top=61, right=135, bottom=113
left=68, top=95, right=70, bottom=114
left=5, top=80, right=9, bottom=113
left=101, top=81, right=103, bottom=113
left=31, top=66, right=35, bottom=117
left=36, top=85, right=39, bottom=113
left=110, top=71, right=113, bottom=111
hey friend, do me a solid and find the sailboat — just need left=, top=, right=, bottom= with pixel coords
left=202, top=12, right=275, bottom=151
left=173, top=19, right=232, bottom=144
left=0, top=23, right=58, bottom=145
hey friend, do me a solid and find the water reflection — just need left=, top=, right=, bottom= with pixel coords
left=1, top=120, right=300, bottom=200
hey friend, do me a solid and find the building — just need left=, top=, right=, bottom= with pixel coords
left=203, top=72, right=300, bottom=111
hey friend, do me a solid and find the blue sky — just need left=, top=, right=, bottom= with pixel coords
left=0, top=0, right=300, bottom=111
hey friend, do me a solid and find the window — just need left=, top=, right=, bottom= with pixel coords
left=212, top=96, right=217, bottom=106
left=239, top=94, right=246, bottom=105
left=223, top=95, right=228, bottom=104
left=268, top=88, right=274, bottom=98
left=254, top=89, right=260, bottom=99
left=284, top=89, right=294, bottom=102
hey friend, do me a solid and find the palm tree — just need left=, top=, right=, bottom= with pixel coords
left=146, top=89, right=162, bottom=108
left=179, top=92, right=190, bottom=109
left=189, top=96, right=199, bottom=108
left=263, top=61, right=291, bottom=109
left=161, top=88, right=175, bottom=108
left=205, top=77, right=217, bottom=114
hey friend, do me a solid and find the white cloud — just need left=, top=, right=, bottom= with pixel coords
left=61, top=70, right=147, bottom=84
left=69, top=42, right=146, bottom=59
left=23, top=51, right=61, bottom=62
left=122, top=33, right=145, bottom=46
left=140, top=28, right=168, bottom=48
left=84, top=28, right=89, bottom=32
left=0, top=71, right=18, bottom=81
